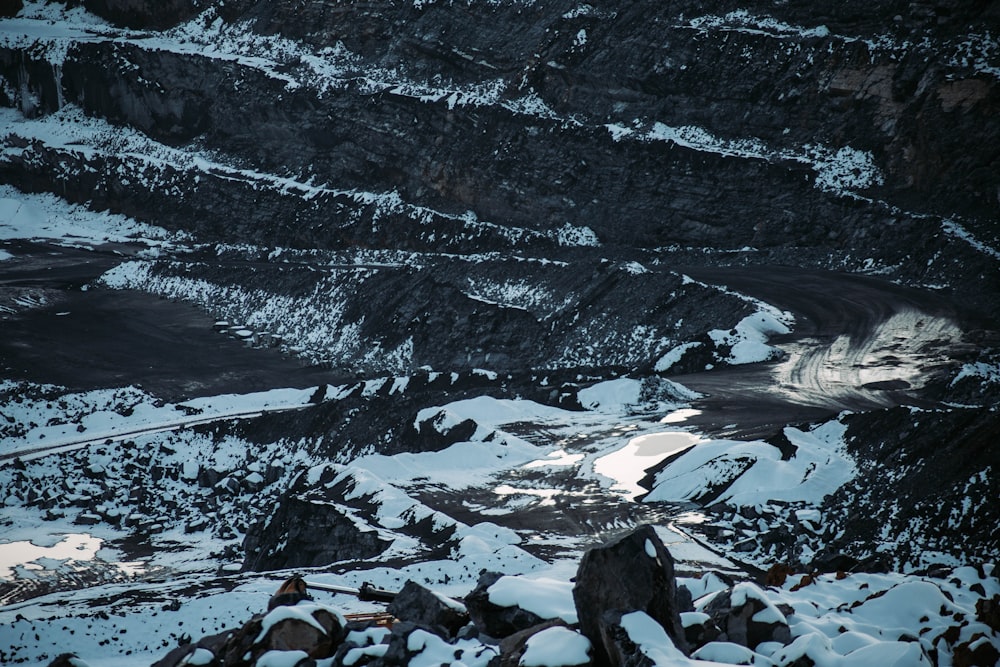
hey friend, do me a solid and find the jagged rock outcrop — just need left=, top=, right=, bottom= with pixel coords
left=242, top=493, right=390, bottom=572
left=811, top=406, right=1000, bottom=570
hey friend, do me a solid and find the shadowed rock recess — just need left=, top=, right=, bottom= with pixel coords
left=1, top=0, right=1000, bottom=665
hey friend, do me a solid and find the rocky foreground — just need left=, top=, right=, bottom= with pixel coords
left=37, top=526, right=1000, bottom=667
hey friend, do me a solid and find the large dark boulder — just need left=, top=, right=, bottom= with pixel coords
left=572, top=525, right=688, bottom=664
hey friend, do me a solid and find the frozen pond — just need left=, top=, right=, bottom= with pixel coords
left=593, top=431, right=700, bottom=500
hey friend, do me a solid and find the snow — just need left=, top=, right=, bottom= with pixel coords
left=730, top=583, right=787, bottom=625
left=486, top=575, right=579, bottom=624
left=520, top=626, right=591, bottom=666
left=691, top=642, right=765, bottom=665
left=608, top=121, right=883, bottom=197
left=594, top=431, right=699, bottom=500
left=255, top=602, right=343, bottom=643
left=0, top=185, right=179, bottom=247
left=404, top=630, right=497, bottom=667
left=645, top=418, right=854, bottom=507
left=577, top=378, right=642, bottom=411
left=0, top=384, right=323, bottom=460
left=180, top=648, right=217, bottom=666
left=708, top=312, right=789, bottom=365
left=0, top=533, right=102, bottom=579
left=618, top=611, right=689, bottom=664
left=951, top=361, right=1000, bottom=387
left=654, top=342, right=702, bottom=372
left=942, top=219, right=1000, bottom=260
left=687, top=10, right=833, bottom=41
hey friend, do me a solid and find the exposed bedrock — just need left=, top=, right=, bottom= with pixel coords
left=2, top=0, right=998, bottom=253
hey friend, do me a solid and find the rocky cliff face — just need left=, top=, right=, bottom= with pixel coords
left=3, top=1, right=998, bottom=267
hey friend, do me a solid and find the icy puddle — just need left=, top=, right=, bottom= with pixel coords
left=0, top=533, right=142, bottom=580
left=593, top=431, right=700, bottom=500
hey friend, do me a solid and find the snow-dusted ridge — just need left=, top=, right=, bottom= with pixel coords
left=607, top=121, right=885, bottom=197
left=0, top=106, right=600, bottom=252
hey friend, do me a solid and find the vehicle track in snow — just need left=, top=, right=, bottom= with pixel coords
left=675, top=266, right=980, bottom=438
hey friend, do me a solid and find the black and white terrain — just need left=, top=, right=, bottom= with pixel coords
left=0, top=1, right=998, bottom=666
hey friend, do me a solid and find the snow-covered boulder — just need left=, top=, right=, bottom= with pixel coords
left=387, top=580, right=469, bottom=638
left=219, top=602, right=346, bottom=667
left=498, top=622, right=592, bottom=667
left=702, top=583, right=792, bottom=651
left=465, top=572, right=547, bottom=639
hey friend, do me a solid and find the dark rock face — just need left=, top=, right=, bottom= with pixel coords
left=572, top=525, right=688, bottom=662
left=2, top=0, right=998, bottom=317
left=386, top=581, right=469, bottom=639
left=465, top=572, right=546, bottom=640
left=82, top=0, right=204, bottom=29
left=815, top=407, right=1000, bottom=569
left=242, top=493, right=390, bottom=572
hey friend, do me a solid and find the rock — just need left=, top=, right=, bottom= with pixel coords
left=809, top=550, right=860, bottom=574
left=703, top=583, right=792, bottom=650
left=268, top=576, right=313, bottom=612
left=198, top=468, right=223, bottom=488
left=244, top=472, right=265, bottom=492
left=572, top=525, right=688, bottom=663
left=386, top=580, right=469, bottom=638
left=764, top=564, right=796, bottom=587
left=498, top=621, right=591, bottom=667
left=82, top=0, right=201, bottom=30
left=975, top=595, right=1000, bottom=632
left=215, top=477, right=241, bottom=496
left=410, top=410, right=479, bottom=453
left=46, top=654, right=91, bottom=667
left=953, top=633, right=1000, bottom=667
left=377, top=621, right=492, bottom=667
left=220, top=602, right=345, bottom=666
left=242, top=495, right=391, bottom=571
left=465, top=572, right=545, bottom=640
left=680, top=612, right=721, bottom=651
left=151, top=631, right=230, bottom=667
left=598, top=609, right=689, bottom=667
left=0, top=1, right=23, bottom=19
